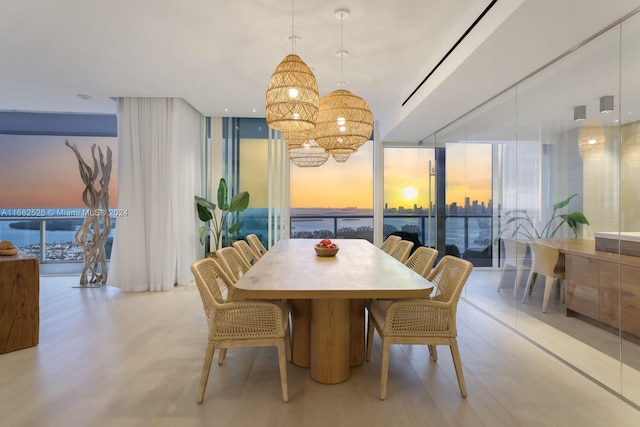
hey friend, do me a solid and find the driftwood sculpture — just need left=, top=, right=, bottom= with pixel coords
left=65, top=140, right=113, bottom=285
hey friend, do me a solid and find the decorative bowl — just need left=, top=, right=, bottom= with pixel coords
left=314, top=244, right=339, bottom=257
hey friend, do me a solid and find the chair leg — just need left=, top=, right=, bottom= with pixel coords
left=285, top=327, right=292, bottom=363
left=366, top=314, right=375, bottom=361
left=276, top=340, right=289, bottom=402
left=449, top=340, right=467, bottom=398
left=513, top=266, right=523, bottom=299
left=542, top=277, right=555, bottom=313
left=218, top=348, right=227, bottom=364
left=560, top=279, right=565, bottom=304
left=197, top=342, right=216, bottom=403
left=380, top=339, right=391, bottom=400
left=428, top=344, right=438, bottom=361
left=497, top=264, right=508, bottom=291
left=522, top=272, right=537, bottom=304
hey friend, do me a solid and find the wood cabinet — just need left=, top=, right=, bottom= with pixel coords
left=0, top=254, right=39, bottom=353
left=562, top=239, right=640, bottom=340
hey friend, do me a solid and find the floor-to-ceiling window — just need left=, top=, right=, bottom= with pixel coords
left=289, top=142, right=374, bottom=241
left=0, top=113, right=118, bottom=274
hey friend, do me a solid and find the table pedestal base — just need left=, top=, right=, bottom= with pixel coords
left=310, top=298, right=350, bottom=384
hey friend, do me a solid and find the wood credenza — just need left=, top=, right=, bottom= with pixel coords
left=550, top=239, right=640, bottom=340
left=0, top=254, right=40, bottom=353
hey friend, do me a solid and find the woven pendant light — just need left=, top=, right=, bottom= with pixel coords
left=265, top=0, right=318, bottom=132
left=315, top=9, right=373, bottom=155
left=289, top=139, right=329, bottom=167
left=314, top=89, right=373, bottom=154
left=266, top=54, right=319, bottom=132
left=332, top=152, right=350, bottom=163
left=282, top=129, right=312, bottom=149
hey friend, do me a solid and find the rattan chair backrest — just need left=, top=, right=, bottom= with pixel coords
left=404, top=246, right=439, bottom=278
left=246, top=234, right=268, bottom=258
left=217, top=247, right=252, bottom=283
left=233, top=239, right=260, bottom=266
left=388, top=240, right=413, bottom=263
left=427, top=255, right=473, bottom=304
left=380, top=235, right=401, bottom=254
left=191, top=257, right=237, bottom=307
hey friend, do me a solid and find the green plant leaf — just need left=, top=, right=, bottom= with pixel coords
left=198, top=225, right=208, bottom=245
left=229, top=191, right=250, bottom=212
left=195, top=197, right=214, bottom=222
left=217, top=178, right=230, bottom=211
left=563, top=212, right=590, bottom=225
left=229, top=223, right=240, bottom=234
left=552, top=193, right=577, bottom=211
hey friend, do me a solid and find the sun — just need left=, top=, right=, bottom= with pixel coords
left=401, top=185, right=418, bottom=201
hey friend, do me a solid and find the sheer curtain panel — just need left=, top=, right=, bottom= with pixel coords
left=108, top=98, right=203, bottom=292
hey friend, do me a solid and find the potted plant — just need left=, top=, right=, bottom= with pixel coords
left=495, top=193, right=590, bottom=243
left=195, top=178, right=250, bottom=252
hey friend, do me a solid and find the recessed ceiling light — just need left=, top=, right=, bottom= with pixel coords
left=76, top=93, right=92, bottom=100
left=224, top=108, right=229, bottom=112
left=600, top=95, right=614, bottom=113
left=253, top=108, right=256, bottom=113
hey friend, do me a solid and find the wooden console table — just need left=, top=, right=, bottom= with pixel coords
left=547, top=238, right=640, bottom=340
left=0, top=254, right=40, bottom=353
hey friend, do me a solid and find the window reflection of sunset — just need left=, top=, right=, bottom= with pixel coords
left=445, top=143, right=492, bottom=207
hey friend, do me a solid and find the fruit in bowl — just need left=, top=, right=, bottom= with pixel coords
left=314, top=238, right=339, bottom=257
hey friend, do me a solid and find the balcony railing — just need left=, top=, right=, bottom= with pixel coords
left=0, top=217, right=114, bottom=265
left=290, top=213, right=495, bottom=267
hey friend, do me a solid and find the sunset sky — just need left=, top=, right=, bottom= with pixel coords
left=242, top=140, right=492, bottom=210
left=1, top=134, right=490, bottom=212
left=0, top=135, right=118, bottom=208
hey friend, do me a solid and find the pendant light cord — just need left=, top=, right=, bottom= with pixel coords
left=340, top=12, right=344, bottom=83
left=291, top=0, right=295, bottom=54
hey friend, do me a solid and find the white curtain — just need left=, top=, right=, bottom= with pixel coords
left=267, top=128, right=288, bottom=247
left=108, top=98, right=203, bottom=292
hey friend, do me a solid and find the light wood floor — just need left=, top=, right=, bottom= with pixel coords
left=1, top=275, right=639, bottom=427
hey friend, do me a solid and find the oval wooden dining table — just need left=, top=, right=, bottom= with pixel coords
left=233, top=238, right=433, bottom=384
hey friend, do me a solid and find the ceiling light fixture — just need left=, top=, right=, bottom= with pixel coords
left=573, top=105, right=586, bottom=121
left=265, top=0, right=319, bottom=132
left=289, top=139, right=329, bottom=167
left=314, top=8, right=373, bottom=158
left=600, top=95, right=614, bottom=113
left=578, top=122, right=605, bottom=162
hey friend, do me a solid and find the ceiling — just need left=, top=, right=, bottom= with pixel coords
left=1, top=0, right=639, bottom=142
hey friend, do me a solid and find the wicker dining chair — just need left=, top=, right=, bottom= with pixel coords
left=190, top=258, right=291, bottom=403
left=246, top=234, right=268, bottom=258
left=404, top=246, right=439, bottom=279
left=233, top=239, right=260, bottom=266
left=379, top=235, right=401, bottom=254
left=366, top=255, right=473, bottom=399
left=216, top=246, right=252, bottom=283
left=387, top=240, right=414, bottom=263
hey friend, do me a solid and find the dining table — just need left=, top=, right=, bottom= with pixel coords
left=233, top=238, right=433, bottom=384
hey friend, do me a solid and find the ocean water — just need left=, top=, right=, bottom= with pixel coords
left=0, top=219, right=115, bottom=248
left=242, top=208, right=489, bottom=254
left=1, top=208, right=490, bottom=256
